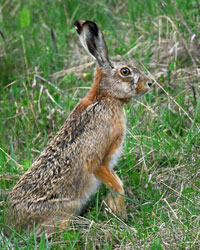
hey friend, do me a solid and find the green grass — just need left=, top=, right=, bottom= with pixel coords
left=0, top=0, right=200, bottom=249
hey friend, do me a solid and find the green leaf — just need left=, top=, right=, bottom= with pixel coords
left=150, top=237, right=163, bottom=250
left=19, top=6, right=30, bottom=28
left=23, top=159, right=31, bottom=171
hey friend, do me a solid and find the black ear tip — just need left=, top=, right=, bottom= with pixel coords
left=83, top=21, right=99, bottom=37
left=74, top=20, right=99, bottom=37
left=74, top=20, right=82, bottom=34
left=73, top=20, right=79, bottom=27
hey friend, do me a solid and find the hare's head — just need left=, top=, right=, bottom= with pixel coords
left=74, top=20, right=153, bottom=100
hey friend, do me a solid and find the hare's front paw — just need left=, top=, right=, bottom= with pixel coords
left=105, top=192, right=127, bottom=220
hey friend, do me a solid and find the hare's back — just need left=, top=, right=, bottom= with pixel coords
left=9, top=101, right=113, bottom=211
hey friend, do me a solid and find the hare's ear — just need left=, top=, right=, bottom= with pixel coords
left=74, top=20, right=112, bottom=68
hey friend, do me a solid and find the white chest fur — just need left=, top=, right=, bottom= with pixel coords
left=108, top=141, right=124, bottom=170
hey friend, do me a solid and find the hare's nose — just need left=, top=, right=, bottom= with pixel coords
left=147, top=80, right=154, bottom=88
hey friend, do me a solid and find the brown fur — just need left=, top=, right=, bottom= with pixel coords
left=136, top=80, right=149, bottom=95
left=5, top=20, right=153, bottom=237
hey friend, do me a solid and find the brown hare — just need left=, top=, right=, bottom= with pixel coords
left=6, top=20, right=153, bottom=236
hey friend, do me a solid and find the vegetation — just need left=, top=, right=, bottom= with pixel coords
left=0, top=0, right=199, bottom=249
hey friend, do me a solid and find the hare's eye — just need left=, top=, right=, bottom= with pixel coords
left=120, top=67, right=131, bottom=76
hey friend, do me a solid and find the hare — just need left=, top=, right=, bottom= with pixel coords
left=6, top=20, right=153, bottom=236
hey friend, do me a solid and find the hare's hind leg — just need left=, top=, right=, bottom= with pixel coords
left=94, top=166, right=127, bottom=220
